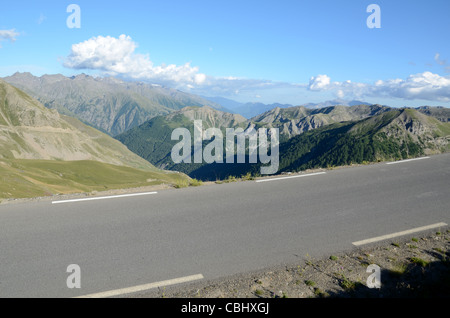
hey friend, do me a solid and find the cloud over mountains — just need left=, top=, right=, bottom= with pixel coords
left=63, top=34, right=206, bottom=86
left=308, top=72, right=450, bottom=102
left=63, top=34, right=450, bottom=103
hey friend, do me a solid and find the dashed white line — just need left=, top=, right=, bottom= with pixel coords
left=255, top=172, right=326, bottom=183
left=75, top=274, right=204, bottom=298
left=52, top=192, right=157, bottom=204
left=386, top=156, right=430, bottom=165
left=352, top=222, right=448, bottom=246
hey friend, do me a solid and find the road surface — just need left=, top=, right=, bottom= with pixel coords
left=0, top=154, right=449, bottom=297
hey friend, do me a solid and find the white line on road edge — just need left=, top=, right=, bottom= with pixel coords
left=352, top=222, right=448, bottom=246
left=75, top=274, right=204, bottom=298
left=52, top=192, right=158, bottom=204
left=386, top=156, right=430, bottom=165
left=255, top=172, right=326, bottom=183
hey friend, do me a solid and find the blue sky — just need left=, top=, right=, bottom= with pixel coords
left=1, top=0, right=449, bottom=106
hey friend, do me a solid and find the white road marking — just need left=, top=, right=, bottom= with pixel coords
left=386, top=156, right=430, bottom=165
left=255, top=172, right=326, bottom=183
left=52, top=192, right=157, bottom=204
left=352, top=222, right=448, bottom=246
left=75, top=274, right=204, bottom=298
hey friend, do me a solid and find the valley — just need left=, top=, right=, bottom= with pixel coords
left=1, top=73, right=449, bottom=197
left=116, top=103, right=450, bottom=181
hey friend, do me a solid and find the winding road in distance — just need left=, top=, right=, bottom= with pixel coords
left=0, top=153, right=449, bottom=297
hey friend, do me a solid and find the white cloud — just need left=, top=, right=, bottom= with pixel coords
left=371, top=71, right=450, bottom=101
left=0, top=29, right=20, bottom=48
left=308, top=74, right=331, bottom=91
left=309, top=71, right=450, bottom=102
left=63, top=36, right=450, bottom=103
left=64, top=34, right=206, bottom=87
left=63, top=34, right=307, bottom=95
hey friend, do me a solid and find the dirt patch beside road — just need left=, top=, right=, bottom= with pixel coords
left=137, top=229, right=450, bottom=298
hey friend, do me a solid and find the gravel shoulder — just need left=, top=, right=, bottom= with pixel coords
left=135, top=229, right=450, bottom=298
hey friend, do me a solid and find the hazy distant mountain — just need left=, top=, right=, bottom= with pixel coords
left=201, top=96, right=373, bottom=118
left=201, top=96, right=294, bottom=118
left=3, top=72, right=225, bottom=136
left=236, top=102, right=294, bottom=119
left=200, top=96, right=243, bottom=114
left=300, top=99, right=372, bottom=109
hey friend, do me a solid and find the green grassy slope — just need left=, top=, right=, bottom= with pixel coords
left=0, top=159, right=188, bottom=200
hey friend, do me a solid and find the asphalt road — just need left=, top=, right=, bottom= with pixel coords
left=0, top=154, right=449, bottom=297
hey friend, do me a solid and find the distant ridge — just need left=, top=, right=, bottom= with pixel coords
left=299, top=99, right=372, bottom=109
left=415, top=106, right=450, bottom=122
left=250, top=104, right=393, bottom=138
left=3, top=72, right=225, bottom=136
left=201, top=96, right=373, bottom=118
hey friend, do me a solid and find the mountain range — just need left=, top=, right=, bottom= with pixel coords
left=202, top=96, right=373, bottom=118
left=273, top=108, right=450, bottom=174
left=249, top=104, right=393, bottom=139
left=3, top=72, right=225, bottom=136
left=0, top=79, right=190, bottom=199
left=116, top=104, right=450, bottom=180
left=2, top=72, right=450, bottom=188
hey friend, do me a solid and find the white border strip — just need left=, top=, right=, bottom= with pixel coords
left=255, top=172, right=326, bottom=183
left=386, top=156, right=430, bottom=165
left=352, top=222, right=447, bottom=246
left=75, top=274, right=204, bottom=298
left=52, top=192, right=157, bottom=204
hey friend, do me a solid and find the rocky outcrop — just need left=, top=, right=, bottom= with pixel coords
left=251, top=104, right=392, bottom=138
